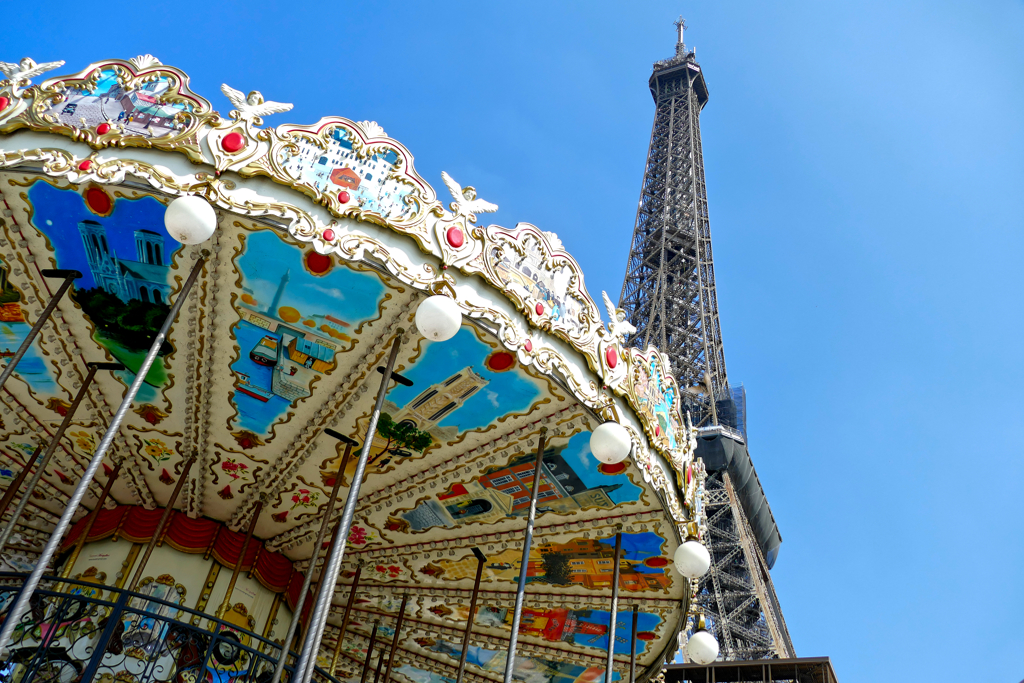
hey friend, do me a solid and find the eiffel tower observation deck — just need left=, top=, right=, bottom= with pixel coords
left=619, top=20, right=797, bottom=661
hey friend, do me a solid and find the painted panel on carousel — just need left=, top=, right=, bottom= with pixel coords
left=229, top=229, right=386, bottom=435
left=0, top=254, right=56, bottom=393
left=629, top=349, right=685, bottom=452
left=403, top=647, right=619, bottom=683
left=421, top=531, right=672, bottom=593
left=395, top=431, right=641, bottom=532
left=365, top=327, right=545, bottom=470
left=27, top=181, right=182, bottom=400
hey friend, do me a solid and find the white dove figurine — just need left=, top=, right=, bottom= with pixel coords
left=0, top=57, right=65, bottom=96
left=220, top=84, right=293, bottom=125
left=602, top=291, right=637, bottom=342
left=441, top=171, right=498, bottom=223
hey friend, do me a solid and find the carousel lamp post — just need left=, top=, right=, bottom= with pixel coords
left=0, top=195, right=216, bottom=657
left=297, top=292, right=461, bottom=683
left=60, top=459, right=123, bottom=578
left=455, top=547, right=487, bottom=683
left=331, top=561, right=363, bottom=675
left=0, top=361, right=123, bottom=554
left=502, top=428, right=547, bottom=683
left=0, top=269, right=81, bottom=393
left=127, top=454, right=196, bottom=591
left=270, top=431, right=356, bottom=683
left=674, top=536, right=716, bottom=665
left=604, top=527, right=623, bottom=683
left=381, top=592, right=409, bottom=683
left=217, top=498, right=265, bottom=619
left=684, top=614, right=719, bottom=665
left=0, top=443, right=42, bottom=519
left=629, top=604, right=638, bottom=683
left=358, top=622, right=380, bottom=683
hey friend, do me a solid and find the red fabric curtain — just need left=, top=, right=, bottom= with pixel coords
left=61, top=507, right=127, bottom=547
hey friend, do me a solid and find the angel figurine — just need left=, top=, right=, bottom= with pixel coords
left=0, top=58, right=64, bottom=97
left=602, top=291, right=636, bottom=343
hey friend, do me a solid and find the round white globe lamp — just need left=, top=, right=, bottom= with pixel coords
left=685, top=629, right=719, bottom=665
left=164, top=195, right=217, bottom=244
left=673, top=540, right=711, bottom=579
left=590, top=422, right=631, bottom=465
left=415, top=295, right=462, bottom=342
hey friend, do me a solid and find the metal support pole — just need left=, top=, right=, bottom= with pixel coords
left=331, top=562, right=363, bottom=674
left=456, top=548, right=486, bottom=683
left=502, top=428, right=547, bottom=683
left=271, top=438, right=353, bottom=683
left=0, top=269, right=81, bottom=392
left=605, top=529, right=623, bottom=683
left=60, top=459, right=123, bottom=578
left=0, top=257, right=205, bottom=657
left=372, top=649, right=386, bottom=683
left=127, top=455, right=195, bottom=591
left=296, top=332, right=405, bottom=683
left=382, top=592, right=409, bottom=683
left=358, top=623, right=379, bottom=683
left=0, top=361, right=121, bottom=553
left=0, top=443, right=42, bottom=519
left=629, top=604, right=638, bottom=683
left=217, top=499, right=264, bottom=618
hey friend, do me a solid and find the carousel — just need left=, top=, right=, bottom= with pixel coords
left=0, top=55, right=717, bottom=683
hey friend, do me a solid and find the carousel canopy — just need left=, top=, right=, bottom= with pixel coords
left=0, top=55, right=706, bottom=682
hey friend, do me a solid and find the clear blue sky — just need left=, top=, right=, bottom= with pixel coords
left=6, top=1, right=1024, bottom=680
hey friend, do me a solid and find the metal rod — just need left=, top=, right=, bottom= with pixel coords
left=331, top=562, right=363, bottom=674
left=0, top=361, right=119, bottom=553
left=502, top=428, right=547, bottom=683
left=605, top=529, right=623, bottom=683
left=0, top=443, right=42, bottom=519
left=0, top=269, right=81, bottom=392
left=382, top=592, right=409, bottom=683
left=216, top=499, right=264, bottom=618
left=271, top=440, right=353, bottom=683
left=127, top=455, right=196, bottom=591
left=456, top=548, right=486, bottom=683
left=629, top=604, right=638, bottom=683
left=372, top=648, right=386, bottom=683
left=0, top=257, right=205, bottom=657
left=60, top=459, right=122, bottom=578
left=295, top=331, right=404, bottom=683
left=358, top=623, right=379, bottom=683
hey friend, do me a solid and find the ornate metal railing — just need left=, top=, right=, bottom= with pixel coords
left=0, top=572, right=341, bottom=683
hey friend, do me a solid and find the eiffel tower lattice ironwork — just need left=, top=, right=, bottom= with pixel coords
left=618, top=19, right=795, bottom=661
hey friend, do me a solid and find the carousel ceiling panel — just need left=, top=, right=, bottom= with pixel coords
left=0, top=54, right=709, bottom=681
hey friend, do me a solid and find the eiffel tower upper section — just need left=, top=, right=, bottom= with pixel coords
left=619, top=18, right=726, bottom=424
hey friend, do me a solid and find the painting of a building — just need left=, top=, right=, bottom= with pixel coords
left=478, top=448, right=622, bottom=515
left=77, top=220, right=171, bottom=304
left=382, top=366, right=489, bottom=445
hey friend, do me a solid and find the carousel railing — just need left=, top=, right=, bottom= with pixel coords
left=0, top=572, right=341, bottom=683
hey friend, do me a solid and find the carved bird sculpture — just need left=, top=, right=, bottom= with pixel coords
left=441, top=171, right=498, bottom=223
left=220, top=84, right=293, bottom=123
left=0, top=57, right=65, bottom=96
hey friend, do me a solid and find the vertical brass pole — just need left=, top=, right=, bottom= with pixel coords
left=502, top=428, right=547, bottom=683
left=271, top=438, right=352, bottom=683
left=604, top=529, right=624, bottom=683
left=127, top=455, right=195, bottom=591
left=216, top=499, right=263, bottom=618
left=0, top=269, right=81, bottom=392
left=0, top=443, right=43, bottom=519
left=331, top=562, right=363, bottom=674
left=358, top=623, right=379, bottom=683
left=456, top=548, right=486, bottom=683
left=60, top=459, right=122, bottom=578
left=381, top=592, right=409, bottom=683
left=629, top=604, right=638, bottom=683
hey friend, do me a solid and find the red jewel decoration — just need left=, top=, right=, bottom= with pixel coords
left=338, top=190, right=350, bottom=203
left=485, top=351, right=515, bottom=372
left=78, top=160, right=93, bottom=171
left=221, top=131, right=245, bottom=153
left=446, top=226, right=464, bottom=248
left=644, top=557, right=670, bottom=568
left=606, top=347, right=618, bottom=369
left=655, top=426, right=661, bottom=437
left=85, top=188, right=112, bottom=215
left=597, top=462, right=627, bottom=476
left=322, top=228, right=336, bottom=241
left=524, top=340, right=533, bottom=352
left=535, top=302, right=544, bottom=315
left=637, top=632, right=657, bottom=641
left=306, top=251, right=332, bottom=274
left=96, top=123, right=110, bottom=135
left=0, top=97, right=9, bottom=112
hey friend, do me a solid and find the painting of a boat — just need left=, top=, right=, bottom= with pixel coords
left=249, top=335, right=280, bottom=366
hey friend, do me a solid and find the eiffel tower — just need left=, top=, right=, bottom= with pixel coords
left=618, top=19, right=795, bottom=661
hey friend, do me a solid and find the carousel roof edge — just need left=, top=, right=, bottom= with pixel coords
left=0, top=54, right=702, bottom=511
